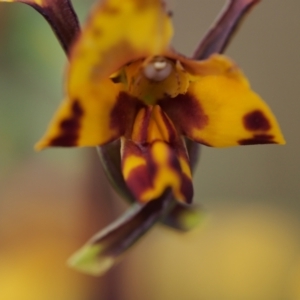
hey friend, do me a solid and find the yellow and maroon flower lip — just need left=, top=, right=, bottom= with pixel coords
left=121, top=103, right=193, bottom=204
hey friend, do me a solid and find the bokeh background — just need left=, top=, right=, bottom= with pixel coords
left=0, top=0, right=299, bottom=299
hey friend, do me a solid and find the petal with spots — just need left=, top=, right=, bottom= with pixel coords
left=35, top=90, right=141, bottom=149
left=160, top=54, right=285, bottom=147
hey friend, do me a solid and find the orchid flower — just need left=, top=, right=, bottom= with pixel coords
left=1, top=0, right=285, bottom=275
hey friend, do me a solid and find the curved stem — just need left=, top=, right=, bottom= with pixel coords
left=193, top=0, right=260, bottom=60
left=7, top=0, right=80, bottom=54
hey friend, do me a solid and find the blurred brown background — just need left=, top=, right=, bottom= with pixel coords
left=0, top=0, right=299, bottom=299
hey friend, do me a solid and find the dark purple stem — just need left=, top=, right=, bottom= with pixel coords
left=193, top=0, right=260, bottom=60
left=91, top=190, right=173, bottom=258
left=25, top=0, right=80, bottom=54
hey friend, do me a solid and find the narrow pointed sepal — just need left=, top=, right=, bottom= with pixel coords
left=193, top=0, right=261, bottom=60
left=0, top=0, right=80, bottom=54
left=68, top=193, right=173, bottom=276
left=160, top=54, right=285, bottom=147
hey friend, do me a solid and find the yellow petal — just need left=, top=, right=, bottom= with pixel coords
left=36, top=0, right=173, bottom=149
left=68, top=0, right=173, bottom=94
left=160, top=54, right=285, bottom=147
left=35, top=88, right=139, bottom=149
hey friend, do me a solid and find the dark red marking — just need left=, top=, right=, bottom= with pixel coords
left=160, top=110, right=178, bottom=144
left=123, top=140, right=157, bottom=202
left=136, top=106, right=179, bottom=145
left=122, top=140, right=157, bottom=174
left=154, top=140, right=192, bottom=204
left=180, top=173, right=193, bottom=204
left=92, top=27, right=103, bottom=37
left=50, top=100, right=83, bottom=147
left=72, top=100, right=84, bottom=116
left=167, top=10, right=173, bottom=17
left=243, top=110, right=271, bottom=132
left=166, top=144, right=181, bottom=173
left=110, top=92, right=145, bottom=138
left=238, top=134, right=275, bottom=145
left=126, top=165, right=152, bottom=201
left=102, top=4, right=121, bottom=14
left=123, top=139, right=193, bottom=204
left=122, top=139, right=143, bottom=157
left=168, top=150, right=193, bottom=204
left=158, top=93, right=209, bottom=137
left=137, top=107, right=152, bottom=144
left=171, top=141, right=194, bottom=203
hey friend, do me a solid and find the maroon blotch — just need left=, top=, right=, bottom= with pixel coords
left=160, top=110, right=178, bottom=144
left=137, top=108, right=152, bottom=144
left=243, top=110, right=271, bottom=132
left=238, top=134, right=275, bottom=145
left=122, top=141, right=157, bottom=201
left=102, top=3, right=121, bottom=15
left=180, top=173, right=193, bottom=204
left=159, top=93, right=209, bottom=136
left=50, top=99, right=83, bottom=146
left=110, top=92, right=144, bottom=137
left=126, top=165, right=152, bottom=201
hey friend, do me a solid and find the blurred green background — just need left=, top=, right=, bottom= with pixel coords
left=0, top=0, right=299, bottom=299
